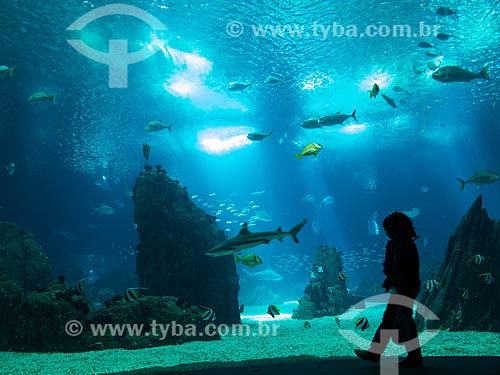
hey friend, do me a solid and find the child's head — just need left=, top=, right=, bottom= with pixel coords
left=383, top=211, right=418, bottom=240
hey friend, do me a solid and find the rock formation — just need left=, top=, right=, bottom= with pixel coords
left=417, top=195, right=500, bottom=332
left=293, top=245, right=351, bottom=319
left=0, top=222, right=52, bottom=293
left=4, top=280, right=220, bottom=352
left=133, top=167, right=241, bottom=325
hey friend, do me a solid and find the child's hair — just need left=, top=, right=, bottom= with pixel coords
left=382, top=211, right=418, bottom=239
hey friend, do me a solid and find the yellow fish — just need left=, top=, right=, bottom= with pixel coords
left=235, top=253, right=263, bottom=268
left=295, top=143, right=323, bottom=160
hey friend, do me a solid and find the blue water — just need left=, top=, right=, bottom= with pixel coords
left=0, top=0, right=499, bottom=300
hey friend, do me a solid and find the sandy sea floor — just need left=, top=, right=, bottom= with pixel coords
left=1, top=304, right=499, bottom=375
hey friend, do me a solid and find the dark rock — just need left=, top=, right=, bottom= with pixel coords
left=0, top=222, right=52, bottom=294
left=416, top=195, right=500, bottom=332
left=133, top=173, right=241, bottom=325
left=293, top=245, right=350, bottom=319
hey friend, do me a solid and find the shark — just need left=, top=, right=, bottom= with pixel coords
left=205, top=218, right=308, bottom=257
left=241, top=268, right=283, bottom=281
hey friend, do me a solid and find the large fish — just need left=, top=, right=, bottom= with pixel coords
left=205, top=219, right=307, bottom=257
left=456, top=170, right=500, bottom=191
left=432, top=65, right=489, bottom=83
left=241, top=268, right=283, bottom=281
left=145, top=121, right=172, bottom=133
left=247, top=130, right=273, bottom=141
left=318, top=109, right=358, bottom=126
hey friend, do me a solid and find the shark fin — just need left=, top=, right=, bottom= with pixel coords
left=238, top=223, right=251, bottom=235
left=276, top=227, right=282, bottom=232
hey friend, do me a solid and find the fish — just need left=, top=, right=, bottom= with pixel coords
left=252, top=210, right=272, bottom=222
left=235, top=253, right=263, bottom=268
left=468, top=254, right=485, bottom=265
left=227, top=80, right=254, bottom=91
left=200, top=306, right=216, bottom=322
left=432, top=65, right=489, bottom=83
left=91, top=204, right=115, bottom=215
left=427, top=59, right=441, bottom=71
left=267, top=304, right=280, bottom=318
left=355, top=317, right=369, bottom=331
left=436, top=6, right=458, bottom=18
left=402, top=207, right=420, bottom=218
left=334, top=316, right=341, bottom=328
left=53, top=228, right=77, bottom=241
left=318, top=109, right=358, bottom=126
left=425, top=51, right=441, bottom=58
left=205, top=219, right=308, bottom=257
left=301, top=194, right=315, bottom=204
left=338, top=271, right=348, bottom=281
left=124, top=287, right=148, bottom=302
left=144, top=121, right=172, bottom=133
left=301, top=118, right=321, bottom=129
left=417, top=41, right=436, bottom=49
left=304, top=321, right=312, bottom=329
left=381, top=93, right=397, bottom=108
left=436, top=32, right=453, bottom=41
left=456, top=303, right=462, bottom=322
left=392, top=86, right=405, bottom=93
left=368, top=83, right=379, bottom=98
left=239, top=304, right=245, bottom=314
left=241, top=268, right=283, bottom=281
left=0, top=65, right=15, bottom=77
left=264, top=76, right=281, bottom=84
left=320, top=196, right=335, bottom=208
left=28, top=91, right=56, bottom=103
left=457, top=170, right=499, bottom=191
left=247, top=130, right=273, bottom=141
left=368, top=211, right=379, bottom=235
left=425, top=279, right=439, bottom=293
left=76, top=278, right=87, bottom=294
left=5, top=162, right=15, bottom=176
left=295, top=143, right=323, bottom=160
left=457, top=287, right=469, bottom=300
left=479, top=273, right=495, bottom=285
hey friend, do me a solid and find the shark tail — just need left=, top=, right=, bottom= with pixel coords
left=456, top=178, right=466, bottom=192
left=351, top=109, right=358, bottom=122
left=9, top=67, right=15, bottom=77
left=289, top=218, right=308, bottom=244
left=479, top=65, right=489, bottom=80
left=269, top=130, right=274, bottom=137
left=50, top=95, right=56, bottom=104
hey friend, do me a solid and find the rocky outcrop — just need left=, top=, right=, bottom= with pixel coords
left=133, top=168, right=240, bottom=325
left=417, top=195, right=500, bottom=332
left=3, top=280, right=219, bottom=352
left=293, top=245, right=350, bottom=319
left=0, top=222, right=52, bottom=294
